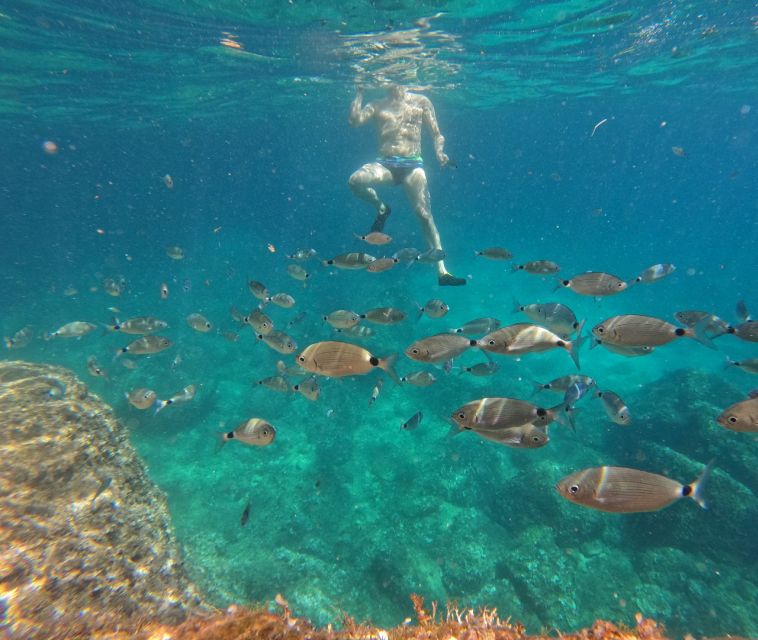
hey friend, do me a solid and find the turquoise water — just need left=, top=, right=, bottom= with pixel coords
left=2, top=1, right=758, bottom=636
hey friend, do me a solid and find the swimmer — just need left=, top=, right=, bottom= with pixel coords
left=348, top=84, right=465, bottom=286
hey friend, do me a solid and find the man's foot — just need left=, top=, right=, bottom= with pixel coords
left=439, top=272, right=467, bottom=286
left=370, top=203, right=391, bottom=233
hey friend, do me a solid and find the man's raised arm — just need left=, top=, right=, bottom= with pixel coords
left=348, top=89, right=375, bottom=127
left=422, top=96, right=449, bottom=166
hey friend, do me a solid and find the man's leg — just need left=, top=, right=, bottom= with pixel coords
left=404, top=168, right=465, bottom=286
left=348, top=163, right=394, bottom=232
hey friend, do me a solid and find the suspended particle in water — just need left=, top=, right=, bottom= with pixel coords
left=163, top=174, right=174, bottom=189
left=740, top=104, right=751, bottom=115
left=42, top=140, right=58, bottom=154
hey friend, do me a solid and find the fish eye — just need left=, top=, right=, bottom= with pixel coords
left=617, top=282, right=624, bottom=287
left=569, top=485, right=579, bottom=495
left=728, top=416, right=737, bottom=423
left=597, top=326, right=604, bottom=333
left=488, top=340, right=495, bottom=346
left=298, top=356, right=305, bottom=362
left=532, top=436, right=541, bottom=442
left=411, top=348, right=419, bottom=355
left=458, top=412, right=466, bottom=419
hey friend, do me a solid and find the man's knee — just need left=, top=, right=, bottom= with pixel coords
left=348, top=171, right=364, bottom=190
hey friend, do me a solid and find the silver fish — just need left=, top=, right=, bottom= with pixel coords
left=556, top=272, right=627, bottom=296
left=592, top=314, right=710, bottom=348
left=417, top=299, right=449, bottom=320
left=556, top=463, right=713, bottom=513
left=402, top=411, right=423, bottom=431
left=475, top=247, right=512, bottom=260
left=513, top=300, right=579, bottom=338
left=512, top=260, right=560, bottom=275
left=217, top=418, right=276, bottom=449
left=405, top=333, right=475, bottom=363
left=116, top=335, right=172, bottom=356
left=631, top=263, right=676, bottom=285
left=47, top=321, right=97, bottom=339
left=322, top=252, right=376, bottom=269
left=717, top=396, right=758, bottom=432
left=478, top=323, right=584, bottom=369
left=450, top=317, right=501, bottom=336
left=400, top=371, right=437, bottom=386
left=595, top=390, right=631, bottom=425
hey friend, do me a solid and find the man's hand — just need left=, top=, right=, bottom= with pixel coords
left=437, top=151, right=450, bottom=167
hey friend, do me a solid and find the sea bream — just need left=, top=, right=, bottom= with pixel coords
left=477, top=322, right=585, bottom=369
left=107, top=316, right=169, bottom=334
left=556, top=272, right=627, bottom=296
left=475, top=247, right=512, bottom=260
left=594, top=390, right=631, bottom=425
left=592, top=314, right=713, bottom=349
left=324, top=310, right=361, bottom=330
left=116, top=335, right=172, bottom=357
left=451, top=397, right=572, bottom=431
left=46, top=321, right=97, bottom=339
left=246, top=309, right=274, bottom=335
left=217, top=418, right=276, bottom=449
left=512, top=300, right=580, bottom=338
left=322, top=252, right=376, bottom=269
left=405, top=333, right=476, bottom=363
left=511, top=260, right=560, bottom=275
left=257, top=330, right=297, bottom=354
left=449, top=317, right=501, bottom=336
left=187, top=313, right=213, bottom=333
left=716, top=395, right=758, bottom=432
left=126, top=388, right=158, bottom=409
left=474, top=423, right=549, bottom=448
left=630, top=263, right=676, bottom=285
left=296, top=340, right=398, bottom=382
left=556, top=463, right=713, bottom=513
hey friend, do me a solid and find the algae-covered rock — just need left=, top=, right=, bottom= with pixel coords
left=0, top=361, right=208, bottom=639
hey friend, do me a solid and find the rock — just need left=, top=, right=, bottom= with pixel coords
left=0, top=361, right=208, bottom=639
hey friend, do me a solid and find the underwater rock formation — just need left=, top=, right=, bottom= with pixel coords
left=0, top=361, right=208, bottom=639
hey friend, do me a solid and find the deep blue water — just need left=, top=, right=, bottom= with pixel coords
left=2, top=2, right=758, bottom=637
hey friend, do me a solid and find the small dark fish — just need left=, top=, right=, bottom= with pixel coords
left=368, top=379, right=384, bottom=405
left=459, top=362, right=498, bottom=377
left=402, top=411, right=423, bottom=431
left=92, top=476, right=113, bottom=501
left=240, top=500, right=252, bottom=526
left=288, top=311, right=307, bottom=328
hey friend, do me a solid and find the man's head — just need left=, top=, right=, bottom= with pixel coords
left=386, top=84, right=407, bottom=101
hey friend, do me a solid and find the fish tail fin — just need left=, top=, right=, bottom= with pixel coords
left=567, top=335, right=583, bottom=370
left=552, top=278, right=563, bottom=293
left=690, top=318, right=717, bottom=350
left=552, top=403, right=577, bottom=431
left=530, top=381, right=545, bottom=397
left=511, top=297, right=522, bottom=314
left=379, top=353, right=400, bottom=384
left=688, top=459, right=715, bottom=509
left=153, top=399, right=170, bottom=415
left=214, top=432, right=228, bottom=453
left=415, top=303, right=424, bottom=321
left=724, top=356, right=737, bottom=370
